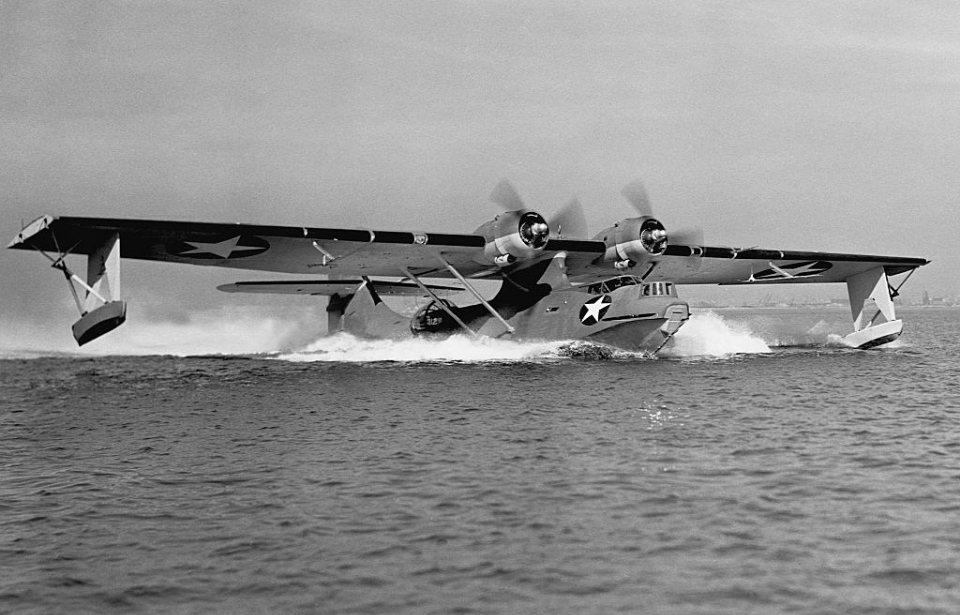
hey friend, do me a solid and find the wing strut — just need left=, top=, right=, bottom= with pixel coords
left=437, top=256, right=515, bottom=335
left=24, top=228, right=127, bottom=346
left=400, top=267, right=478, bottom=338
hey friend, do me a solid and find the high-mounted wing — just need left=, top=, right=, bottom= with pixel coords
left=7, top=211, right=930, bottom=349
left=650, top=244, right=926, bottom=285
left=8, top=215, right=490, bottom=278
left=14, top=215, right=925, bottom=286
left=543, top=238, right=927, bottom=287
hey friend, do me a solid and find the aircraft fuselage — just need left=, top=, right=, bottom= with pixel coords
left=340, top=275, right=689, bottom=354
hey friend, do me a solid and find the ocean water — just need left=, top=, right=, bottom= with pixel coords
left=2, top=307, right=959, bottom=614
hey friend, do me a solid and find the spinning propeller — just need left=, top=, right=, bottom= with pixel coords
left=621, top=179, right=704, bottom=248
left=488, top=179, right=588, bottom=240
left=486, top=178, right=703, bottom=255
left=549, top=197, right=589, bottom=240
left=489, top=179, right=526, bottom=212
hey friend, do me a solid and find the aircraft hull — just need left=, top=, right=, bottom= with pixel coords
left=583, top=318, right=679, bottom=353
left=340, top=280, right=689, bottom=354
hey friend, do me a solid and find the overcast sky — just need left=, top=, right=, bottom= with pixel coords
left=2, top=1, right=958, bottom=351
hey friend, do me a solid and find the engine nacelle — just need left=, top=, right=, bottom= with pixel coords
left=475, top=210, right=550, bottom=267
left=597, top=217, right=668, bottom=270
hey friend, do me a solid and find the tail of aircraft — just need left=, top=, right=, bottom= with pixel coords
left=339, top=280, right=414, bottom=339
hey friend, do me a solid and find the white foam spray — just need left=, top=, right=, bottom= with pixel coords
left=278, top=311, right=773, bottom=364
left=661, top=311, right=770, bottom=358
left=274, top=333, right=570, bottom=363
left=2, top=308, right=774, bottom=362
left=0, top=308, right=311, bottom=357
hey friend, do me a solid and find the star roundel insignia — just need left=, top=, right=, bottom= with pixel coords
left=171, top=236, right=270, bottom=260
left=579, top=294, right=613, bottom=326
left=754, top=260, right=833, bottom=280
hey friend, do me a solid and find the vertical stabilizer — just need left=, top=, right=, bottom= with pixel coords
left=341, top=280, right=412, bottom=339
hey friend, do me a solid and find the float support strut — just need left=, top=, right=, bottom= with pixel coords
left=437, top=255, right=515, bottom=334
left=34, top=244, right=110, bottom=314
left=31, top=232, right=127, bottom=346
left=400, top=267, right=478, bottom=337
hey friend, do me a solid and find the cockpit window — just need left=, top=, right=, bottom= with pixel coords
left=585, top=278, right=675, bottom=297
left=586, top=275, right=642, bottom=294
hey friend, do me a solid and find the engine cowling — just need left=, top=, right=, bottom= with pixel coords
left=597, top=217, right=668, bottom=270
left=475, top=210, right=550, bottom=267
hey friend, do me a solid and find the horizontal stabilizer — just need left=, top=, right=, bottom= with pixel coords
left=217, top=279, right=463, bottom=297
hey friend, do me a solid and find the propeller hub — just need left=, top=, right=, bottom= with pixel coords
left=518, top=213, right=550, bottom=249
left=639, top=219, right=668, bottom=255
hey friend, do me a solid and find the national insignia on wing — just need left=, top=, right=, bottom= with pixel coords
left=170, top=236, right=270, bottom=259
left=753, top=260, right=832, bottom=280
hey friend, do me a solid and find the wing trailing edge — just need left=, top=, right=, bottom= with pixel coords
left=217, top=279, right=463, bottom=297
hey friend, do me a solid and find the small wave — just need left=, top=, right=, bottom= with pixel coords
left=662, top=311, right=771, bottom=358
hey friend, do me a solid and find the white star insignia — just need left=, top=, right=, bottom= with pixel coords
left=179, top=236, right=262, bottom=259
left=789, top=262, right=821, bottom=276
left=581, top=296, right=612, bottom=324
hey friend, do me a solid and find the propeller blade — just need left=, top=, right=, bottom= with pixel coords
left=549, top=197, right=589, bottom=239
left=621, top=179, right=654, bottom=217
left=669, top=226, right=704, bottom=247
left=490, top=179, right=525, bottom=211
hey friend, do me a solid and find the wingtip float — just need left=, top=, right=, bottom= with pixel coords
left=8, top=182, right=929, bottom=352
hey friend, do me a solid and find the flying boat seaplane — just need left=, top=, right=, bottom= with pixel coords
left=8, top=180, right=928, bottom=353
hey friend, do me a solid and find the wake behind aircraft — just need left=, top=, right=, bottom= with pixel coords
left=8, top=180, right=928, bottom=354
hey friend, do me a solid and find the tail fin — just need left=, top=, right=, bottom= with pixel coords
left=341, top=280, right=413, bottom=339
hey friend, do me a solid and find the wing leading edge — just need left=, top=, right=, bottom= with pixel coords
left=8, top=215, right=488, bottom=278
